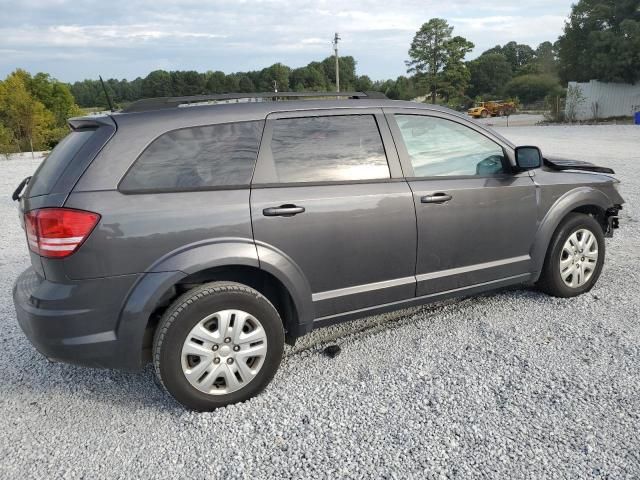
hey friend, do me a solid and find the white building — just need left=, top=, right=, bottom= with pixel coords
left=566, top=80, right=640, bottom=120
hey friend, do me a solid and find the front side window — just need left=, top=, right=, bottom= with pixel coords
left=395, top=115, right=507, bottom=177
left=120, top=121, right=263, bottom=192
left=269, top=115, right=390, bottom=183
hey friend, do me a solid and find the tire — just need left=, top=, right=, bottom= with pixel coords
left=498, top=109, right=505, bottom=117
left=153, top=281, right=285, bottom=411
left=536, top=213, right=605, bottom=298
left=481, top=110, right=489, bottom=118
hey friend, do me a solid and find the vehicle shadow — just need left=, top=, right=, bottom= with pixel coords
left=4, top=285, right=545, bottom=412
left=2, top=341, right=185, bottom=413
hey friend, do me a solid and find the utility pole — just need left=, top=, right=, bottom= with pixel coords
left=333, top=32, right=340, bottom=93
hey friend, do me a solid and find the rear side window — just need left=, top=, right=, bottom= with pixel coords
left=28, top=129, right=95, bottom=197
left=120, top=121, right=263, bottom=192
left=269, top=115, right=390, bottom=183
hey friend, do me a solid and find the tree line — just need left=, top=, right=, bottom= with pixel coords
left=68, top=40, right=560, bottom=112
left=69, top=56, right=392, bottom=108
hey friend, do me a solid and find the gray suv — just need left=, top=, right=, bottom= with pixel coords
left=13, top=92, right=624, bottom=410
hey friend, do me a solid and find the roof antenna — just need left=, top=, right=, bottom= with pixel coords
left=99, top=75, right=115, bottom=112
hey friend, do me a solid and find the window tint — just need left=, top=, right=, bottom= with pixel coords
left=28, top=129, right=95, bottom=197
left=270, top=115, right=390, bottom=183
left=120, top=121, right=263, bottom=192
left=395, top=115, right=506, bottom=177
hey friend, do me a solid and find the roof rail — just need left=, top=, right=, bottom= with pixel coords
left=122, top=91, right=387, bottom=113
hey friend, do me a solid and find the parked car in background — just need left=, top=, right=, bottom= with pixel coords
left=13, top=92, right=623, bottom=410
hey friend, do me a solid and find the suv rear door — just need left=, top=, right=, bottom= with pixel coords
left=250, top=109, right=417, bottom=320
left=386, top=109, right=537, bottom=296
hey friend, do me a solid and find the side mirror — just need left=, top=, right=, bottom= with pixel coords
left=515, top=146, right=542, bottom=170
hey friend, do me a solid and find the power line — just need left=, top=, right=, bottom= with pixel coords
left=333, top=32, right=340, bottom=93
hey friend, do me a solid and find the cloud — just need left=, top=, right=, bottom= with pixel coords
left=0, top=0, right=574, bottom=82
left=0, top=24, right=227, bottom=48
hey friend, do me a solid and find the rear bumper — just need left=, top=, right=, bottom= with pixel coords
left=13, top=267, right=142, bottom=370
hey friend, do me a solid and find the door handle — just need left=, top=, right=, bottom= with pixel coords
left=263, top=205, right=306, bottom=217
left=421, top=193, right=452, bottom=204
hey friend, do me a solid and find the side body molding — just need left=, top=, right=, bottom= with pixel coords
left=529, top=187, right=612, bottom=280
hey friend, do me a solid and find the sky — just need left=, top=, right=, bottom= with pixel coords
left=0, top=0, right=574, bottom=83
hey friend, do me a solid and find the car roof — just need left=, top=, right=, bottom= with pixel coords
left=70, top=97, right=515, bottom=150
left=102, top=99, right=465, bottom=128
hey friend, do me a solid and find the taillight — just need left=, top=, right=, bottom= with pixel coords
left=24, top=208, right=100, bottom=258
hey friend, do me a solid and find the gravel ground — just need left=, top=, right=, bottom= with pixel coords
left=1, top=125, right=639, bottom=479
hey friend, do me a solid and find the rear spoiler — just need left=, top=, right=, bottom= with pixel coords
left=68, top=115, right=116, bottom=131
left=543, top=156, right=615, bottom=175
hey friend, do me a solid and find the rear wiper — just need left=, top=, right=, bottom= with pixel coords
left=12, top=176, right=31, bottom=201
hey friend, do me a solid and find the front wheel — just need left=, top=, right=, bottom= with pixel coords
left=153, top=282, right=285, bottom=411
left=536, top=213, right=605, bottom=297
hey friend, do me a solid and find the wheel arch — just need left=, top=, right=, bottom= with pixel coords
left=530, top=187, right=611, bottom=281
left=116, top=238, right=314, bottom=369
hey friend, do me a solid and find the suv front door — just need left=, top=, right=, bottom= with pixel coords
left=387, top=110, right=538, bottom=296
left=251, top=110, right=417, bottom=320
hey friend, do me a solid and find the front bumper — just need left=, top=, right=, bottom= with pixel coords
left=13, top=267, right=142, bottom=370
left=604, top=205, right=622, bottom=238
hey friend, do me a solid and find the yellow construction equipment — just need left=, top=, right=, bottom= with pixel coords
left=467, top=100, right=516, bottom=118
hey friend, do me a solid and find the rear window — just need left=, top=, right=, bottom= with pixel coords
left=269, top=115, right=390, bottom=183
left=120, top=121, right=264, bottom=192
left=28, top=129, right=95, bottom=197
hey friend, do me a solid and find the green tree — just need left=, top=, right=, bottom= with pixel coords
left=0, top=123, right=17, bottom=156
left=205, top=71, right=227, bottom=93
left=557, top=0, right=640, bottom=83
left=484, top=41, right=535, bottom=74
left=372, top=76, right=420, bottom=100
left=142, top=70, right=172, bottom=98
left=407, top=18, right=473, bottom=103
left=0, top=71, right=55, bottom=153
left=290, top=65, right=327, bottom=91
left=504, top=74, right=561, bottom=104
left=256, top=63, right=290, bottom=91
left=439, top=35, right=475, bottom=103
left=238, top=75, right=255, bottom=92
left=71, top=79, right=104, bottom=107
left=320, top=56, right=357, bottom=90
left=533, top=41, right=558, bottom=76
left=354, top=75, right=373, bottom=92
left=171, top=71, right=206, bottom=96
left=467, top=53, right=513, bottom=98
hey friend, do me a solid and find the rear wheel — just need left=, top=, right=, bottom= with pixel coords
left=153, top=281, right=284, bottom=411
left=537, top=213, right=605, bottom=297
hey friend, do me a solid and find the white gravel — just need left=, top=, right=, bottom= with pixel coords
left=1, top=125, right=639, bottom=479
